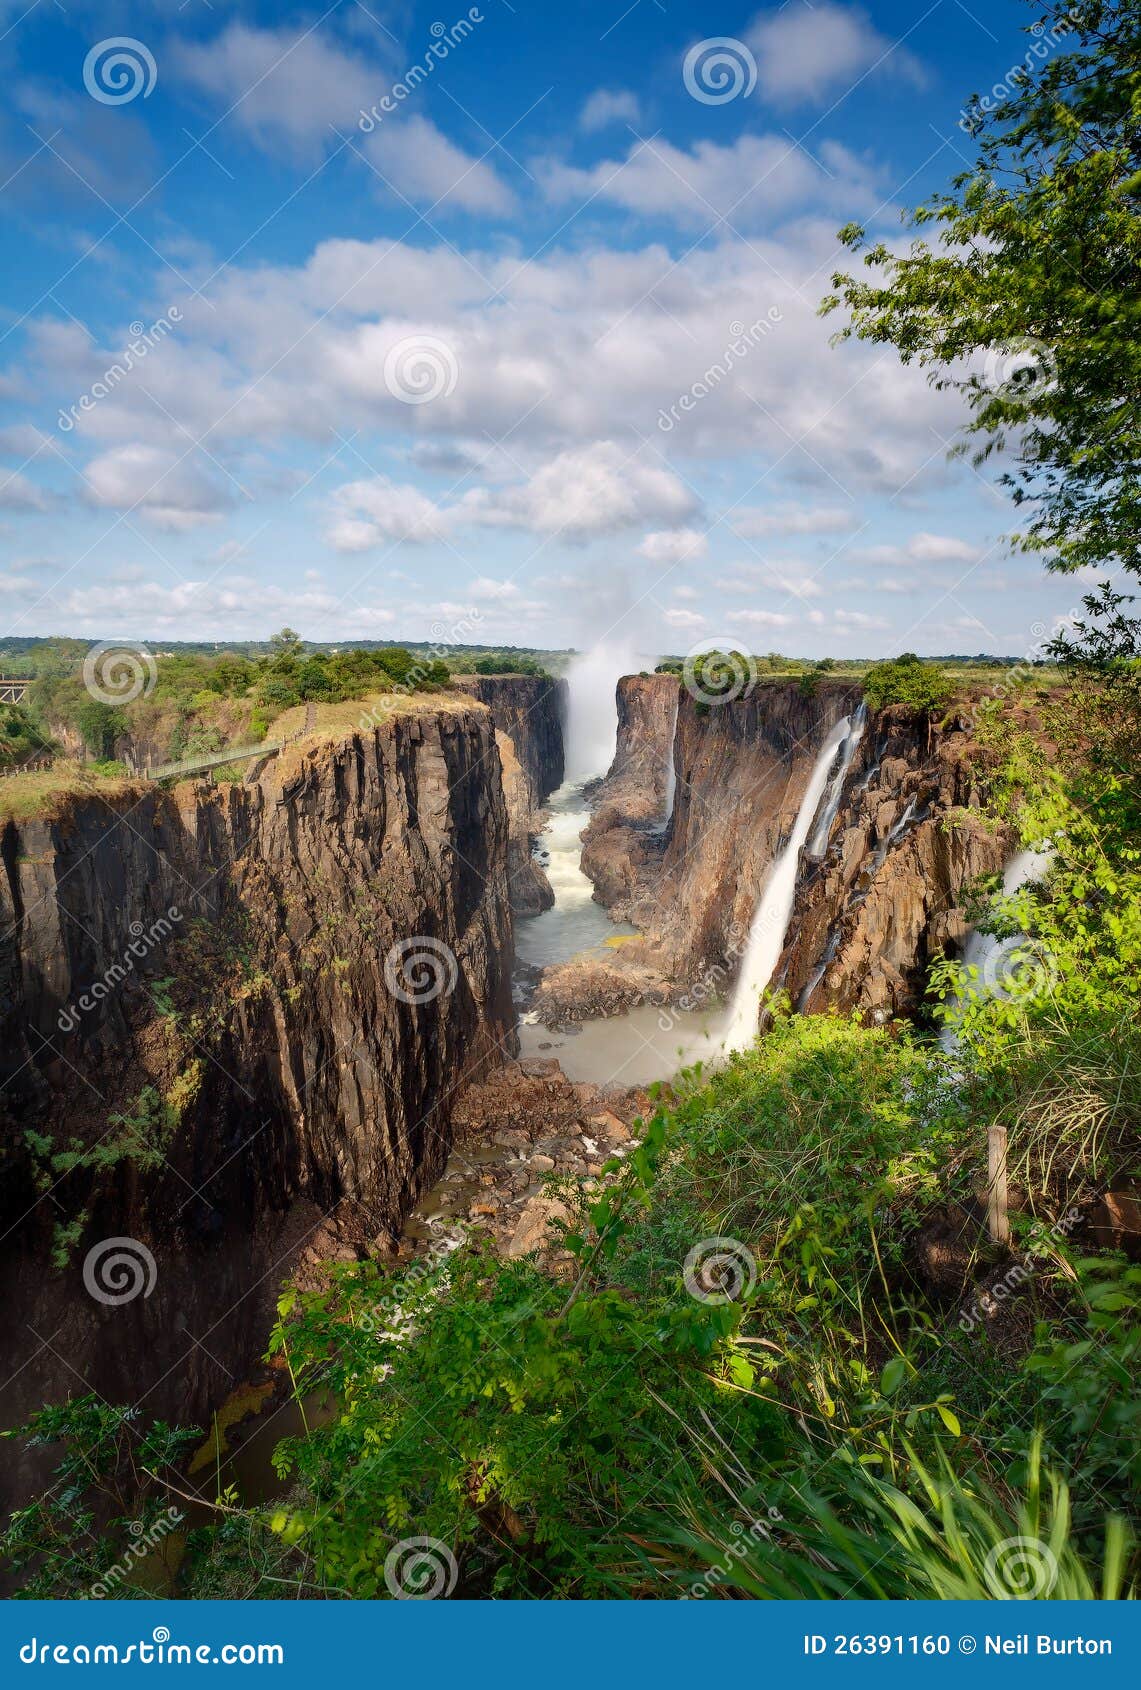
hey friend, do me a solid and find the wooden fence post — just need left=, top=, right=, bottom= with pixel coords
left=987, top=1123, right=1009, bottom=1246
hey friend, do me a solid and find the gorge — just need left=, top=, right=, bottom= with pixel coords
left=0, top=658, right=1030, bottom=1514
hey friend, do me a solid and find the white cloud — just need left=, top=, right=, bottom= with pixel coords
left=579, top=88, right=642, bottom=132
left=728, top=608, right=794, bottom=628
left=858, top=532, right=981, bottom=567
left=83, top=445, right=233, bottom=530
left=470, top=576, right=521, bottom=600
left=745, top=3, right=926, bottom=106
left=328, top=442, right=696, bottom=550
left=731, top=503, right=857, bottom=538
left=175, top=24, right=512, bottom=212
left=673, top=585, right=699, bottom=601
left=464, top=442, right=697, bottom=539
left=833, top=608, right=889, bottom=630
left=542, top=132, right=882, bottom=230
left=174, top=23, right=378, bottom=151
left=0, top=467, right=49, bottom=511
left=638, top=527, right=708, bottom=564
left=663, top=606, right=706, bottom=631
left=328, top=478, right=453, bottom=548
left=361, top=115, right=515, bottom=215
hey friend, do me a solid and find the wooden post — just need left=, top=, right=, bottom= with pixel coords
left=987, top=1123, right=1009, bottom=1246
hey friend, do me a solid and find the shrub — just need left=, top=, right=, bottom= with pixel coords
left=863, top=655, right=952, bottom=713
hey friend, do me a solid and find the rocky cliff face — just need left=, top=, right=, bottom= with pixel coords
left=451, top=675, right=566, bottom=915
left=548, top=679, right=1016, bottom=1034
left=0, top=700, right=516, bottom=1498
left=778, top=705, right=1012, bottom=1021
left=579, top=674, right=679, bottom=910
left=537, top=679, right=861, bottom=1020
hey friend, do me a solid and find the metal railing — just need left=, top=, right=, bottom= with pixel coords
left=144, top=740, right=284, bottom=781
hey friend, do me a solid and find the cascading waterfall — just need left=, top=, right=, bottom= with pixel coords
left=722, top=714, right=854, bottom=1053
left=516, top=642, right=641, bottom=971
left=807, top=703, right=867, bottom=858
left=660, top=695, right=679, bottom=829
left=939, top=844, right=1055, bottom=1050
left=562, top=641, right=640, bottom=786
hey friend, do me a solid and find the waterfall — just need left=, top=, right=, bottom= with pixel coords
left=661, top=695, right=679, bottom=827
left=807, top=704, right=866, bottom=858
left=939, top=844, right=1055, bottom=1050
left=722, top=714, right=853, bottom=1053
left=563, top=641, right=640, bottom=785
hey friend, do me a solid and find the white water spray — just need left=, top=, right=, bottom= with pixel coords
left=807, top=704, right=867, bottom=858
left=722, top=715, right=853, bottom=1053
left=939, top=844, right=1055, bottom=1050
left=661, top=693, right=679, bottom=827
left=563, top=641, right=641, bottom=785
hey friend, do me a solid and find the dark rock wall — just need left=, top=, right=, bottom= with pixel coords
left=451, top=674, right=567, bottom=915
left=0, top=703, right=516, bottom=1498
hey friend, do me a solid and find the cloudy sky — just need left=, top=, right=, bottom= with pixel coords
left=0, top=0, right=1089, bottom=656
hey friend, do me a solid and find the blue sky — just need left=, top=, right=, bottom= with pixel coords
left=0, top=0, right=1092, bottom=657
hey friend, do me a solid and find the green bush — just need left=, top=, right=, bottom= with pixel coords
left=862, top=655, right=952, bottom=713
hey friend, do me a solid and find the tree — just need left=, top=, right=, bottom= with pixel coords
left=862, top=656, right=952, bottom=714
left=269, top=627, right=302, bottom=656
left=822, top=1, right=1141, bottom=585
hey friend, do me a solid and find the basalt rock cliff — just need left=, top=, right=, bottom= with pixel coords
left=537, top=678, right=861, bottom=1021
left=452, top=675, right=566, bottom=916
left=0, top=698, right=516, bottom=1507
left=543, top=677, right=1021, bottom=1034
left=778, top=704, right=1015, bottom=1021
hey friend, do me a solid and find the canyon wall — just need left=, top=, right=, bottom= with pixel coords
left=778, top=705, right=1012, bottom=1021
left=539, top=679, right=861, bottom=1020
left=0, top=699, right=516, bottom=1501
left=560, top=679, right=1014, bottom=1033
left=451, top=675, right=566, bottom=915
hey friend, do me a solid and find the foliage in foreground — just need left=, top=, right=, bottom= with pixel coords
left=825, top=0, right=1141, bottom=587
left=5, top=674, right=1140, bottom=1599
